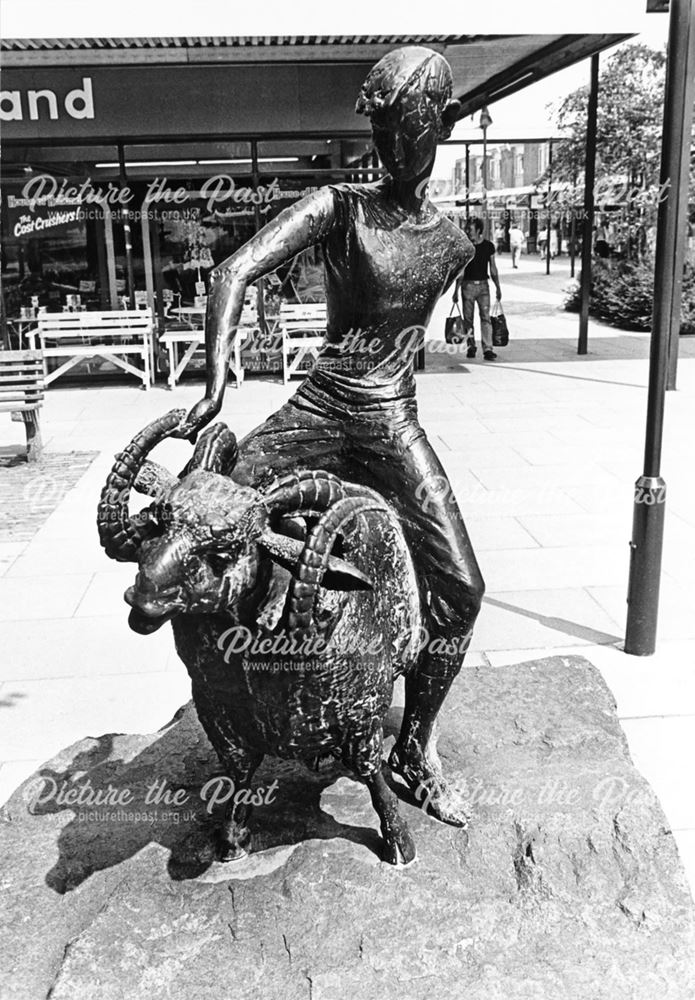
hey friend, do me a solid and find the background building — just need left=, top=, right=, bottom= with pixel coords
left=0, top=33, right=628, bottom=329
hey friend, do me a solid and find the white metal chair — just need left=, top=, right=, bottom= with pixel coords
left=279, top=302, right=327, bottom=383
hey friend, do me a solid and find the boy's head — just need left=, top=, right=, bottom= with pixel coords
left=356, top=47, right=461, bottom=182
left=468, top=218, right=485, bottom=239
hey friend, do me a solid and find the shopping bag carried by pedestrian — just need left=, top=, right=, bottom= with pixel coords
left=491, top=301, right=509, bottom=347
left=445, top=301, right=466, bottom=344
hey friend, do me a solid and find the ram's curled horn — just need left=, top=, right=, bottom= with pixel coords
left=258, top=528, right=372, bottom=591
left=288, top=494, right=390, bottom=639
left=97, top=409, right=186, bottom=562
left=188, top=423, right=239, bottom=474
left=261, top=470, right=350, bottom=517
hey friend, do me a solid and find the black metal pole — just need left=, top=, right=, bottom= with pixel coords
left=151, top=214, right=166, bottom=376
left=578, top=54, right=599, bottom=355
left=482, top=128, right=488, bottom=237
left=666, top=0, right=695, bottom=391
left=545, top=139, right=553, bottom=274
left=251, top=139, right=267, bottom=339
left=465, top=142, right=470, bottom=223
left=117, top=143, right=136, bottom=309
left=625, top=0, right=695, bottom=655
left=570, top=174, right=578, bottom=278
left=0, top=273, right=10, bottom=350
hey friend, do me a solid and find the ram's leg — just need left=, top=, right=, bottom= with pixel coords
left=366, top=767, right=416, bottom=866
left=213, top=743, right=264, bottom=862
left=194, top=704, right=262, bottom=860
left=349, top=726, right=416, bottom=866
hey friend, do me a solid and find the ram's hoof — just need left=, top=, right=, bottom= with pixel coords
left=216, top=821, right=250, bottom=862
left=381, top=815, right=417, bottom=866
left=216, top=837, right=249, bottom=863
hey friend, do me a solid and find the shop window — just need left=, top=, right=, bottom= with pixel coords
left=1, top=145, right=121, bottom=316
left=2, top=139, right=384, bottom=333
left=153, top=186, right=257, bottom=305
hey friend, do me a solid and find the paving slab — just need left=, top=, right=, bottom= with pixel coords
left=480, top=543, right=628, bottom=591
left=0, top=671, right=191, bottom=765
left=0, top=615, right=171, bottom=682
left=471, top=589, right=623, bottom=652
left=0, top=574, right=93, bottom=622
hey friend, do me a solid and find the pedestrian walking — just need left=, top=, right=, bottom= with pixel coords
left=509, top=224, right=524, bottom=268
left=494, top=223, right=506, bottom=253
left=453, top=217, right=502, bottom=361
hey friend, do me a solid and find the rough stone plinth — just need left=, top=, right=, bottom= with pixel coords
left=1, top=655, right=693, bottom=1000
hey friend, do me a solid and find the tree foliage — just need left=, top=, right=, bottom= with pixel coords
left=548, top=44, right=666, bottom=190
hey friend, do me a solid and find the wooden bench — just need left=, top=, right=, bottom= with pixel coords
left=28, top=310, right=154, bottom=389
left=280, top=302, right=327, bottom=383
left=160, top=305, right=258, bottom=390
left=0, top=350, right=44, bottom=462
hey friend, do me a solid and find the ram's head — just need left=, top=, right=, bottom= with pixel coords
left=97, top=411, right=371, bottom=636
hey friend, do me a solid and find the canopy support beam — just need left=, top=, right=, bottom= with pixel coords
left=577, top=53, right=599, bottom=356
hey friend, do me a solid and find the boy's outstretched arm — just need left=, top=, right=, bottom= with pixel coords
left=175, top=186, right=337, bottom=439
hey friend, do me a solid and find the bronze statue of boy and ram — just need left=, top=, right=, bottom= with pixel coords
left=97, top=47, right=485, bottom=866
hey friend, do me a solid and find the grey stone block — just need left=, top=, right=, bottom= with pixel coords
left=0, top=655, right=693, bottom=1000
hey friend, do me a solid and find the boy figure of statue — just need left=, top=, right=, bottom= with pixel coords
left=175, top=46, right=485, bottom=826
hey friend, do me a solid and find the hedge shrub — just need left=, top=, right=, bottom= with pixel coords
left=564, top=256, right=695, bottom=335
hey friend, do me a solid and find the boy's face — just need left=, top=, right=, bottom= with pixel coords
left=370, top=89, right=441, bottom=182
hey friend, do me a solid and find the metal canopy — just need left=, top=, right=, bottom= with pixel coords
left=1, top=34, right=632, bottom=122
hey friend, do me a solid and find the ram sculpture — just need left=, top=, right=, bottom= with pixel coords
left=97, top=409, right=432, bottom=865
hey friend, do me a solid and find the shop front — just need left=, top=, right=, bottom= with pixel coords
left=1, top=57, right=381, bottom=375
left=1, top=33, right=632, bottom=376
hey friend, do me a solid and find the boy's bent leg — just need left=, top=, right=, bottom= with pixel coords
left=232, top=398, right=343, bottom=488
left=351, top=418, right=485, bottom=825
left=389, top=557, right=484, bottom=827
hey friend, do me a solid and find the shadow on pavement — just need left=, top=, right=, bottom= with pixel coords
left=483, top=595, right=622, bottom=646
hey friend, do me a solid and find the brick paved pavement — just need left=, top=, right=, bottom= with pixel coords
left=0, top=451, right=97, bottom=545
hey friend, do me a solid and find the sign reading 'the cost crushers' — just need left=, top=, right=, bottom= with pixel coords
left=0, top=64, right=373, bottom=140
